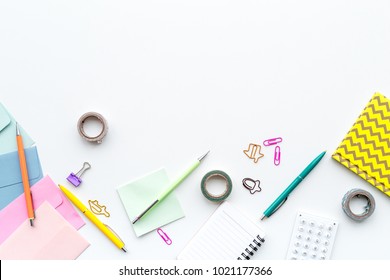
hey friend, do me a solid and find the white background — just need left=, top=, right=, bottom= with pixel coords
left=1, top=0, right=390, bottom=260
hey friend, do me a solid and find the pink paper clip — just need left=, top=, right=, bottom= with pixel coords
left=263, top=137, right=283, bottom=146
left=157, top=228, right=172, bottom=245
left=274, top=146, right=281, bottom=166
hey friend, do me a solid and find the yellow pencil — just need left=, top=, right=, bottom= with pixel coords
left=58, top=184, right=127, bottom=252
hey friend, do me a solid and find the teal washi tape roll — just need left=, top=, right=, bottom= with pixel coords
left=201, top=170, right=232, bottom=202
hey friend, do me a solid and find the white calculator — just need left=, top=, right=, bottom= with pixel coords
left=286, top=211, right=338, bottom=260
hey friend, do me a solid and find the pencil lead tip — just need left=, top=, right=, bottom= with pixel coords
left=122, top=247, right=127, bottom=253
left=260, top=215, right=266, bottom=221
left=16, top=122, right=21, bottom=136
left=30, top=219, right=34, bottom=226
left=198, top=150, right=210, bottom=162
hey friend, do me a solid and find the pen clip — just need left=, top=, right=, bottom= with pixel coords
left=30, top=191, right=36, bottom=218
left=104, top=224, right=125, bottom=245
left=30, top=191, right=35, bottom=210
left=269, top=196, right=289, bottom=217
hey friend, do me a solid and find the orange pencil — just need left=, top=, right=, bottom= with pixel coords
left=16, top=123, right=35, bottom=226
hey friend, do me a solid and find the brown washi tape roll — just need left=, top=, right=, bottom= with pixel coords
left=77, top=112, right=108, bottom=144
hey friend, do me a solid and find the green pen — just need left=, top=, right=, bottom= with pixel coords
left=132, top=151, right=210, bottom=224
left=261, top=151, right=326, bottom=220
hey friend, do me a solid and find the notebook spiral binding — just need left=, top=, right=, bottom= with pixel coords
left=237, top=235, right=265, bottom=260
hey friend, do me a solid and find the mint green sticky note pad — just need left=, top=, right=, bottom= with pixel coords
left=117, top=168, right=185, bottom=237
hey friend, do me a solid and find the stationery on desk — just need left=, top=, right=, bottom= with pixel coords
left=0, top=99, right=358, bottom=260
left=261, top=151, right=326, bottom=220
left=178, top=201, right=266, bottom=260
left=59, top=184, right=127, bottom=252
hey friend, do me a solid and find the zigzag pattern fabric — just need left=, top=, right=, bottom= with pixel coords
left=332, top=92, right=390, bottom=196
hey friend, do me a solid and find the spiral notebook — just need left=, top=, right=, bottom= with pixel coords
left=177, top=202, right=266, bottom=260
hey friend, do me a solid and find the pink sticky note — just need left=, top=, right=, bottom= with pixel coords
left=0, top=202, right=89, bottom=259
left=0, top=175, right=85, bottom=245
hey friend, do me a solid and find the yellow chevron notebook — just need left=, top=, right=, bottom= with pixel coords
left=332, top=93, right=390, bottom=196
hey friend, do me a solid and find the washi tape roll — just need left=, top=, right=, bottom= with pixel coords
left=77, top=112, right=108, bottom=144
left=341, top=188, right=375, bottom=222
left=201, top=170, right=232, bottom=202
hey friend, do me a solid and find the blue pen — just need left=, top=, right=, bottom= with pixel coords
left=261, top=151, right=326, bottom=220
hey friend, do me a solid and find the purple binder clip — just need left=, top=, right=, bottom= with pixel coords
left=67, top=162, right=91, bottom=187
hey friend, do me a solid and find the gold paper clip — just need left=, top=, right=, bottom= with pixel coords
left=243, top=143, right=264, bottom=163
left=88, top=200, right=110, bottom=217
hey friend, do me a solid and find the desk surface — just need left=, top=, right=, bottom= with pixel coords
left=1, top=0, right=390, bottom=260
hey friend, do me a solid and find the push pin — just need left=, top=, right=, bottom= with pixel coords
left=67, top=162, right=91, bottom=187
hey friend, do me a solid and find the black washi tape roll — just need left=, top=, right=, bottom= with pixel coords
left=201, top=170, right=232, bottom=202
